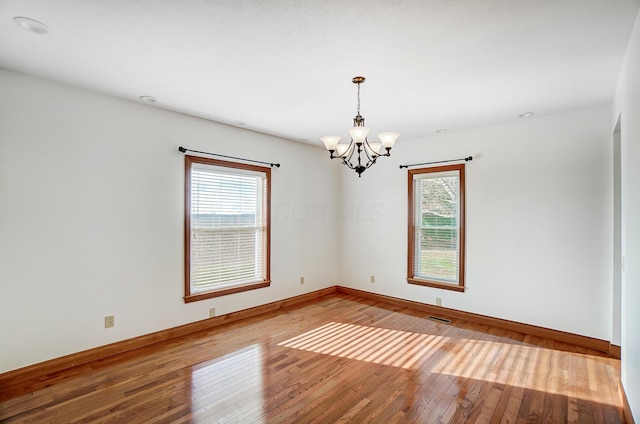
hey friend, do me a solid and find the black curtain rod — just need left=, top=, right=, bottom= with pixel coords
left=400, top=156, right=473, bottom=169
left=178, top=146, right=281, bottom=168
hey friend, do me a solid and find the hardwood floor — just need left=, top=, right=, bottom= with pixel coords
left=0, top=294, right=626, bottom=423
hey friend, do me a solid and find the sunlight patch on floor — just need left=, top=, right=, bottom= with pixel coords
left=278, top=322, right=622, bottom=408
left=278, top=322, right=449, bottom=370
left=430, top=339, right=622, bottom=407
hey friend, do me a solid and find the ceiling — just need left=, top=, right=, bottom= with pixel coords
left=1, top=0, right=638, bottom=146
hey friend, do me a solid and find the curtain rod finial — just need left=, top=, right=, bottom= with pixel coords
left=178, top=146, right=187, bottom=153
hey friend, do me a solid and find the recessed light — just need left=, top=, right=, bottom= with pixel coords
left=435, top=129, right=448, bottom=134
left=518, top=112, right=535, bottom=118
left=13, top=17, right=49, bottom=34
left=139, top=96, right=157, bottom=103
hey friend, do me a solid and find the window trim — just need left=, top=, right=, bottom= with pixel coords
left=184, top=155, right=271, bottom=303
left=407, top=163, right=465, bottom=292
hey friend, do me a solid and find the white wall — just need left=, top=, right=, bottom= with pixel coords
left=339, top=105, right=614, bottom=341
left=0, top=67, right=621, bottom=381
left=0, top=70, right=340, bottom=373
left=613, top=8, right=640, bottom=420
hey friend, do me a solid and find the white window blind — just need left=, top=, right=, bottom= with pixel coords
left=189, top=162, right=267, bottom=293
left=413, top=170, right=461, bottom=283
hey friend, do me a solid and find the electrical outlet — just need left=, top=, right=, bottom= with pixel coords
left=104, top=315, right=114, bottom=328
left=300, top=276, right=304, bottom=284
left=209, top=308, right=216, bottom=318
left=370, top=275, right=375, bottom=283
left=436, top=298, right=442, bottom=306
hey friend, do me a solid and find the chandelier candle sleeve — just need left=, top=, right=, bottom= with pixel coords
left=321, top=76, right=399, bottom=177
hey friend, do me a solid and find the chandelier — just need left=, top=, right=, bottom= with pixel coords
left=321, top=76, right=399, bottom=177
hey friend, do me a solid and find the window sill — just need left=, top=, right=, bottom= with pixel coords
left=407, top=277, right=465, bottom=292
left=184, top=280, right=271, bottom=303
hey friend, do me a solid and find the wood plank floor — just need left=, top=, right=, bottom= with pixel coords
left=0, top=294, right=626, bottom=423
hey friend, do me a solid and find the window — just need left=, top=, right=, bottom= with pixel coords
left=184, top=156, right=270, bottom=303
left=407, top=164, right=465, bottom=292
